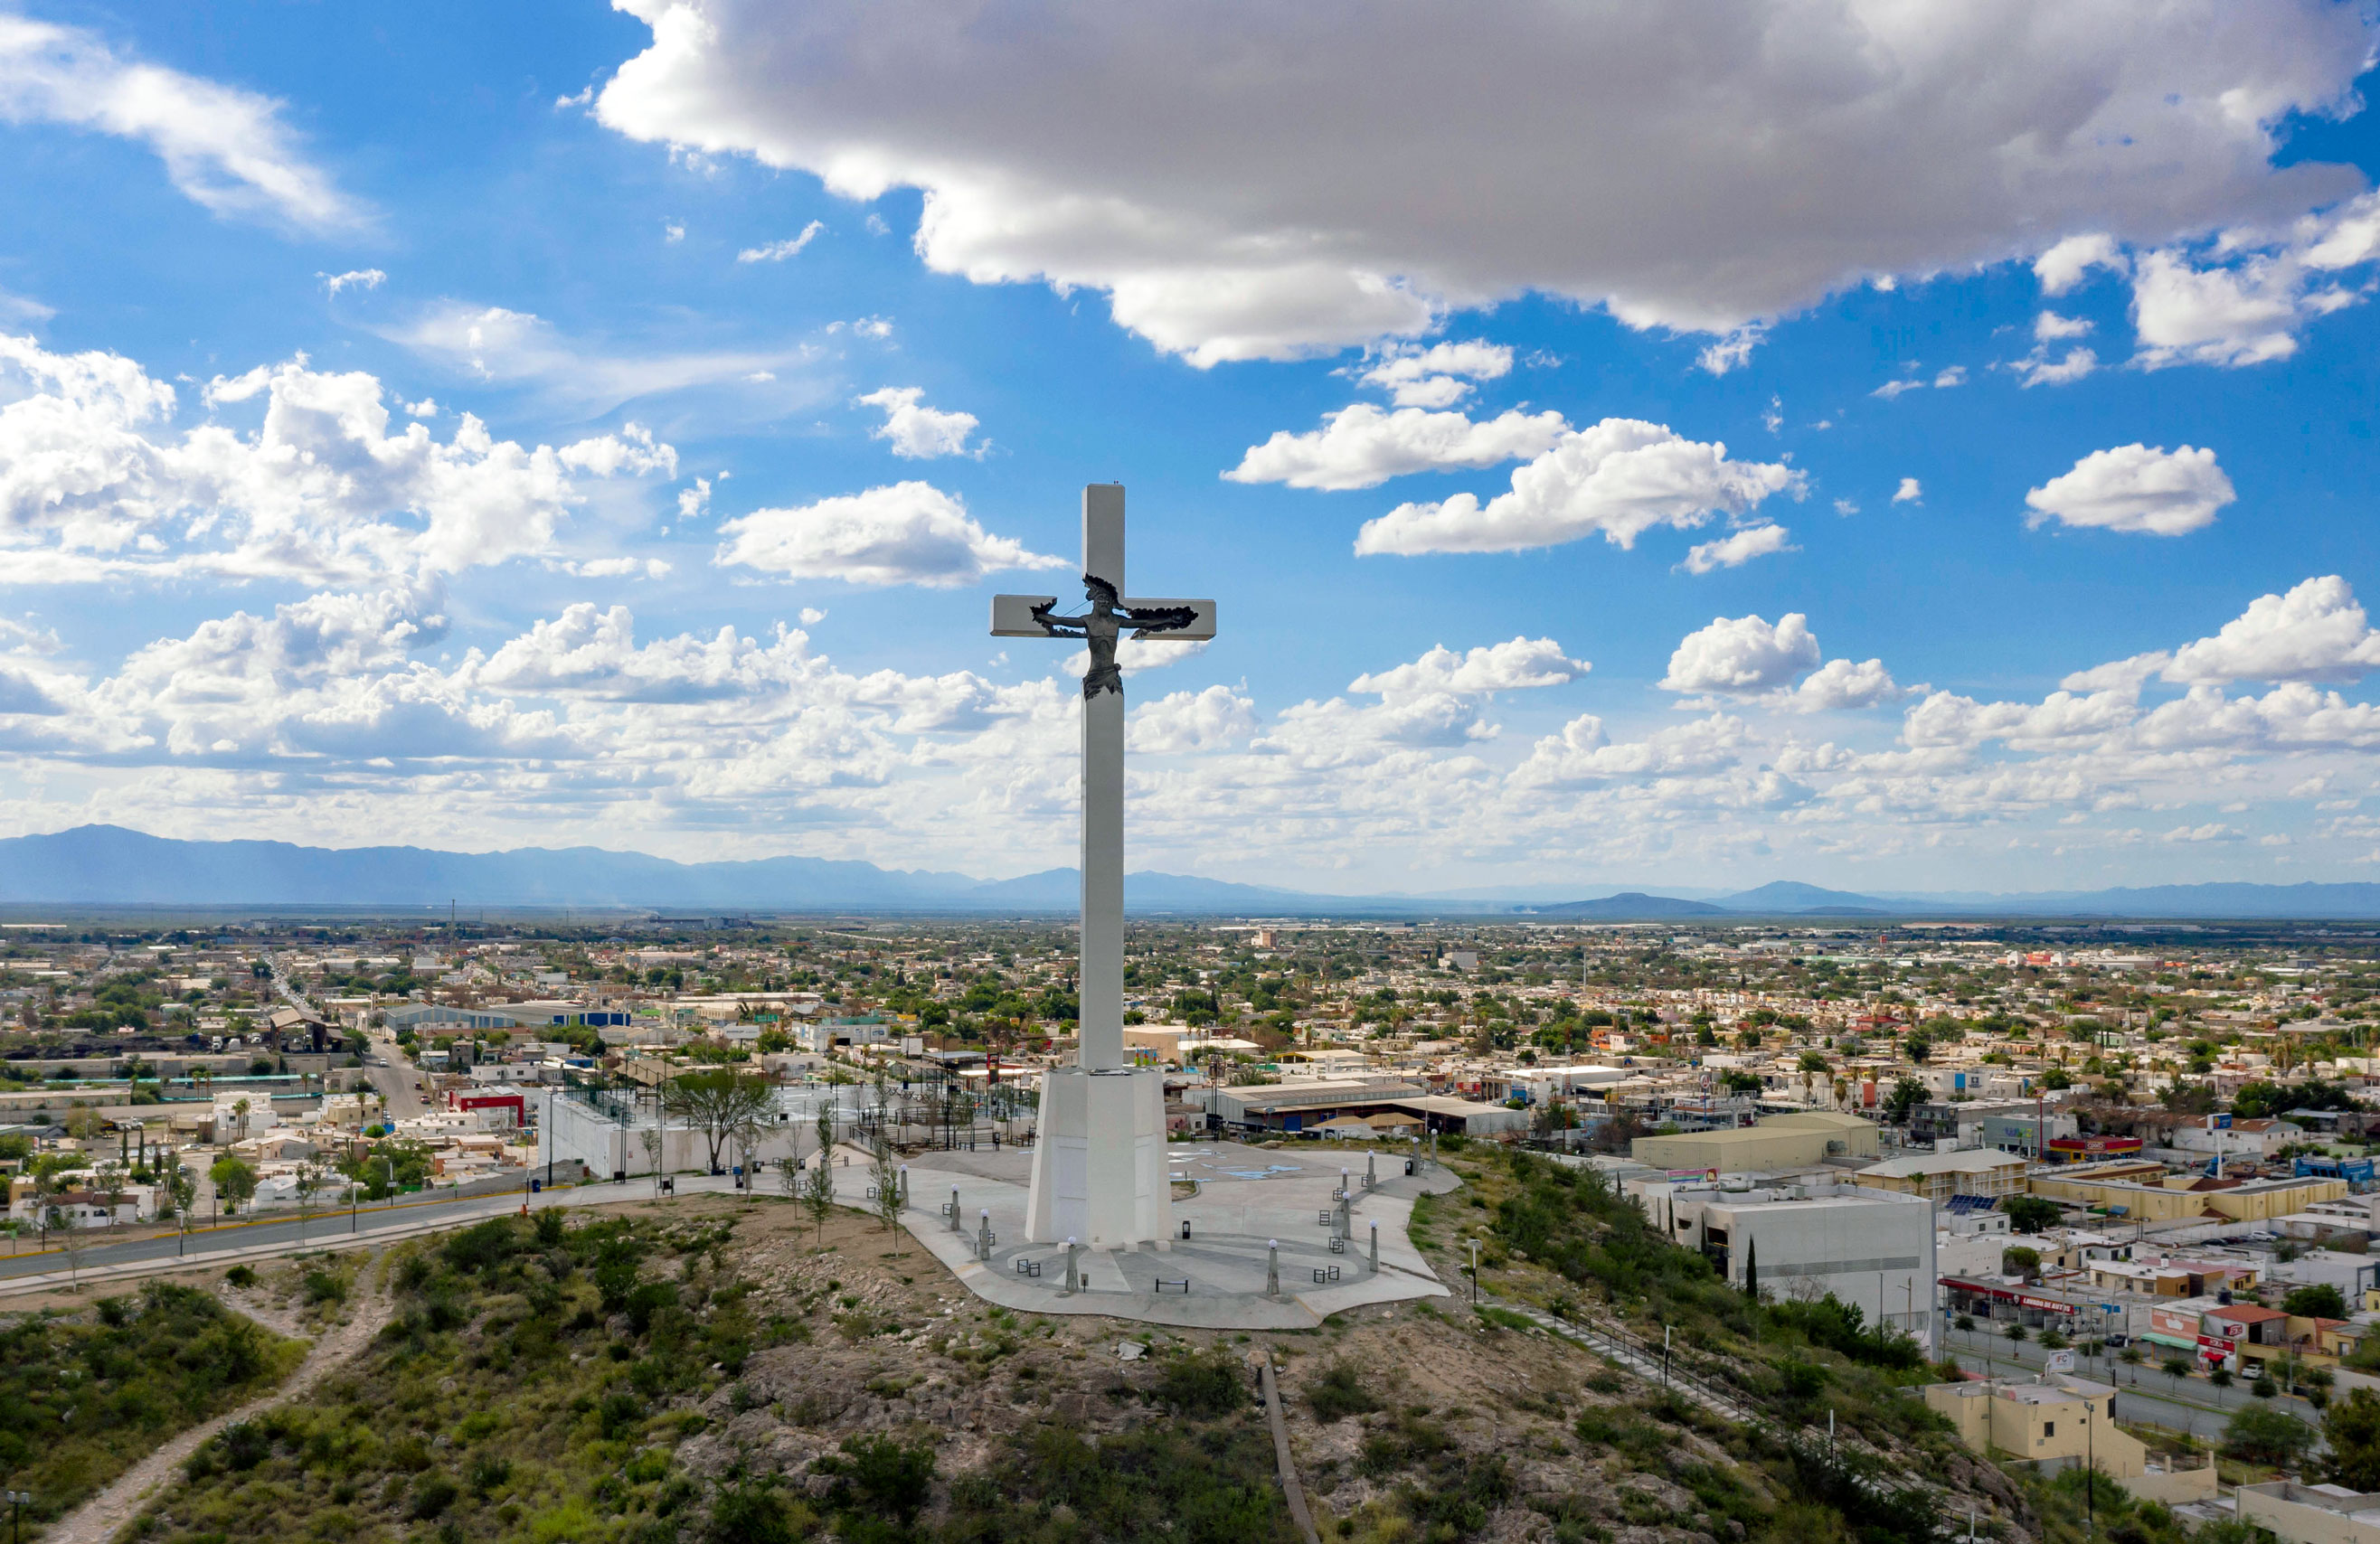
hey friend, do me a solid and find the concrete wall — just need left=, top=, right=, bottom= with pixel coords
left=539, top=1091, right=815, bottom=1179
left=2119, top=1464, right=2218, bottom=1507
left=2239, top=1483, right=2380, bottom=1544
left=1632, top=1128, right=1833, bottom=1172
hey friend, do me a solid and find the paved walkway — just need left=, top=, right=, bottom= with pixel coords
left=44, top=1289, right=393, bottom=1544
left=862, top=1141, right=1459, bottom=1329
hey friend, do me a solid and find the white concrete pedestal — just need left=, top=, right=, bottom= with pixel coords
left=1025, top=1065, right=1168, bottom=1247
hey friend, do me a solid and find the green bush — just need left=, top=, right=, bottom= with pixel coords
left=1308, top=1362, right=1381, bottom=1423
left=2224, top=1403, right=2318, bottom=1467
left=942, top=1417, right=1294, bottom=1544
left=1156, top=1348, right=1247, bottom=1417
left=826, top=1434, right=936, bottom=1525
left=707, top=1480, right=798, bottom=1544
left=409, top=1473, right=459, bottom=1520
left=0, top=1281, right=300, bottom=1524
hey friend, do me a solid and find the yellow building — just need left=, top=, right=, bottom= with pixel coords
left=1758, top=1110, right=1883, bottom=1158
left=2026, top=1170, right=2348, bottom=1223
left=1926, top=1376, right=2145, bottom=1475
left=1632, top=1112, right=1881, bottom=1172
left=1854, top=1149, right=2028, bottom=1205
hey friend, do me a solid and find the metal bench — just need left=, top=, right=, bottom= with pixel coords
left=1327, top=1236, right=1346, bottom=1254
left=1014, top=1257, right=1043, bottom=1277
left=1316, top=1210, right=1335, bottom=1226
left=1155, top=1277, right=1189, bottom=1294
left=1310, top=1265, right=1341, bottom=1285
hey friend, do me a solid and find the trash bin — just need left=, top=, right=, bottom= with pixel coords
left=530, top=1179, right=542, bottom=1193
left=1403, top=1158, right=1415, bottom=1176
left=1180, top=1220, right=1193, bottom=1240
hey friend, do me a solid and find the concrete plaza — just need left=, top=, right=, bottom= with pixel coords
left=835, top=1138, right=1460, bottom=1329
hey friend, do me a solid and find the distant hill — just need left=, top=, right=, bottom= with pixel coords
left=0, top=825, right=1431, bottom=916
left=1528, top=891, right=1733, bottom=918
left=1718, top=880, right=1894, bottom=913
left=13, top=825, right=2380, bottom=919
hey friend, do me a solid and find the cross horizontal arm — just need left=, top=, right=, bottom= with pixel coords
left=990, top=595, right=1062, bottom=637
left=1122, top=598, right=1217, bottom=641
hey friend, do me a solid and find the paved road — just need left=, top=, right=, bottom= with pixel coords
left=360, top=1030, right=427, bottom=1119
left=0, top=1170, right=755, bottom=1295
left=1941, top=1326, right=2324, bottom=1443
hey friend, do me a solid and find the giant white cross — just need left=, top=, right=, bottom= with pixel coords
left=992, top=484, right=1214, bottom=1246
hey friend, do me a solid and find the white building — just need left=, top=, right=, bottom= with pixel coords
left=1628, top=1176, right=1939, bottom=1350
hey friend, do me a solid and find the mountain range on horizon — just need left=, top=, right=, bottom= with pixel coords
left=5, top=825, right=2380, bottom=920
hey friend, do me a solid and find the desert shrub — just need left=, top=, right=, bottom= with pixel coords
left=823, top=1434, right=937, bottom=1525
left=410, top=1472, right=459, bottom=1520
left=626, top=1281, right=679, bottom=1336
left=533, top=1208, right=569, bottom=1248
left=1309, top=1362, right=1382, bottom=1423
left=943, top=1417, right=1294, bottom=1544
left=1764, top=1296, right=1925, bottom=1370
left=0, top=1281, right=298, bottom=1523
left=1155, top=1348, right=1247, bottom=1417
left=708, top=1480, right=801, bottom=1544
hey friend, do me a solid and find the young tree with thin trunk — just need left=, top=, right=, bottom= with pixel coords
left=778, top=1117, right=807, bottom=1207
left=164, top=1151, right=198, bottom=1255
left=871, top=1140, right=902, bottom=1237
left=639, top=1125, right=665, bottom=1196
left=802, top=1108, right=836, bottom=1245
left=295, top=1155, right=328, bottom=1243
left=51, top=1203, right=83, bottom=1287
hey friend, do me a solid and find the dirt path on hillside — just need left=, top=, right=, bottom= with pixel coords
left=42, top=1288, right=393, bottom=1544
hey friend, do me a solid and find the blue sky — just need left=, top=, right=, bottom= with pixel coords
left=5, top=1, right=2380, bottom=895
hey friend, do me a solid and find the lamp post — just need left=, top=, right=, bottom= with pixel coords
left=1467, top=1238, right=1479, bottom=1304
left=5, top=1489, right=27, bottom=1544
left=2084, top=1399, right=2096, bottom=1541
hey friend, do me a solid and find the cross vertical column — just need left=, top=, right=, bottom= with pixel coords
left=1079, top=483, right=1126, bottom=1074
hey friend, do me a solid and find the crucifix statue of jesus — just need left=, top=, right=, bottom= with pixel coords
left=992, top=484, right=1215, bottom=1247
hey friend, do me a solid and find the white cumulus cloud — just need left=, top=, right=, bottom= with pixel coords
left=1225, top=404, right=1565, bottom=493
left=2165, top=575, right=2380, bottom=684
left=0, top=336, right=675, bottom=585
left=2025, top=444, right=2234, bottom=536
left=714, top=480, right=1064, bottom=588
left=855, top=386, right=980, bottom=459
left=1354, top=340, right=1513, bottom=408
left=590, top=0, right=2374, bottom=364
left=1353, top=419, right=1800, bottom=557
left=1661, top=613, right=1821, bottom=694
left=2035, top=234, right=2128, bottom=296
left=1682, top=523, right=1792, bottom=574
left=1348, top=636, right=1586, bottom=697
left=1129, top=684, right=1256, bottom=753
